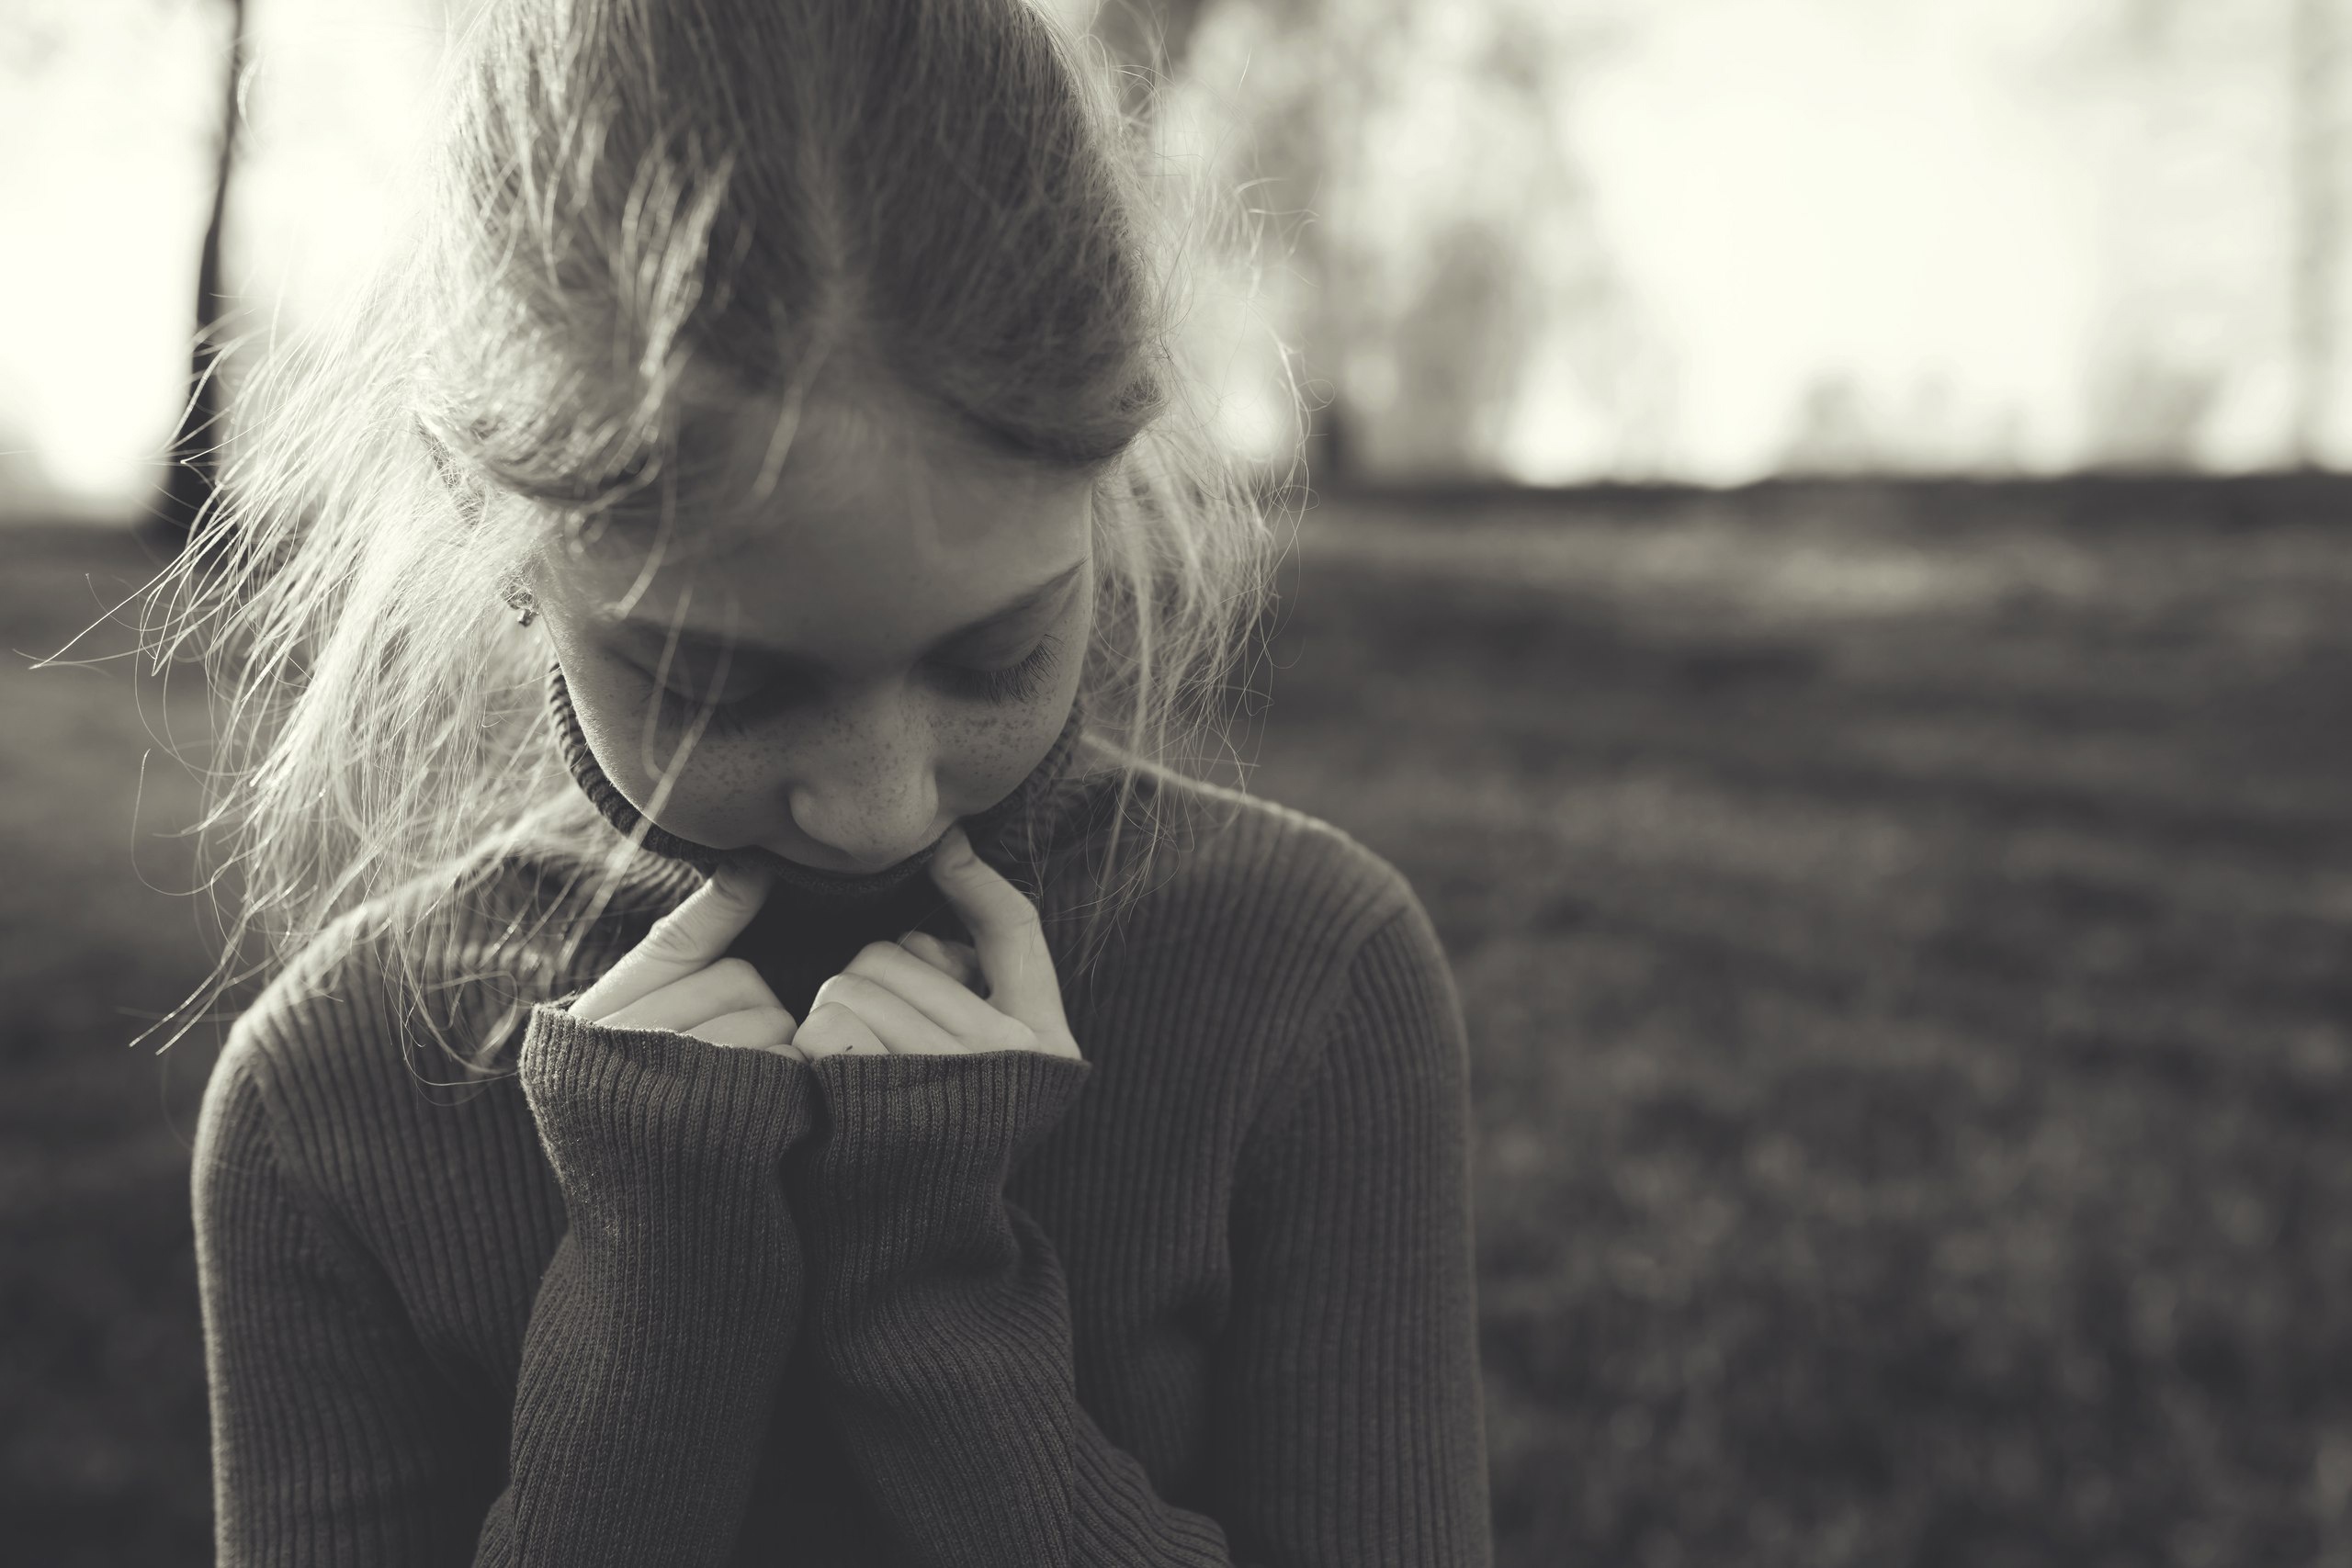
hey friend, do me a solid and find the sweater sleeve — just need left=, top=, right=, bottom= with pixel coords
left=780, top=897, right=1494, bottom=1567
left=194, top=998, right=816, bottom=1567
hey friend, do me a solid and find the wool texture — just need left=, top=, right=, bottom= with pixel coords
left=192, top=671, right=1495, bottom=1566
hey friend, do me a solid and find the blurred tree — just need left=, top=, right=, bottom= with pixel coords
left=1781, top=377, right=1880, bottom=476
left=1204, top=0, right=1610, bottom=485
left=0, top=5, right=67, bottom=75
left=2086, top=349, right=2222, bottom=470
left=146, top=0, right=243, bottom=550
left=1381, top=218, right=1533, bottom=474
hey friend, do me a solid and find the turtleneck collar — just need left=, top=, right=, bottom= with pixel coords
left=543, top=658, right=1097, bottom=904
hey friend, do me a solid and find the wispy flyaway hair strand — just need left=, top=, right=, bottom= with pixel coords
left=127, top=0, right=1300, bottom=1069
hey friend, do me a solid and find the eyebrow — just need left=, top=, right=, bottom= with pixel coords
left=605, top=556, right=1087, bottom=663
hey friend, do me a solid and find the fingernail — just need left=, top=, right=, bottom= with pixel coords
left=938, top=828, right=974, bottom=866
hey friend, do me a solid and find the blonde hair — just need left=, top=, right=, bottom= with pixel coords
left=125, top=0, right=1301, bottom=1072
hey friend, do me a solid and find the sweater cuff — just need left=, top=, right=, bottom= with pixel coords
left=797, top=1050, right=1091, bottom=1213
left=518, top=1000, right=814, bottom=1229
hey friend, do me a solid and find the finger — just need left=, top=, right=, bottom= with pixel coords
left=806, top=972, right=972, bottom=1055
left=898, top=930, right=984, bottom=992
left=597, top=957, right=780, bottom=1033
left=681, top=1006, right=802, bottom=1055
left=793, top=999, right=889, bottom=1060
left=847, top=941, right=1025, bottom=1045
left=926, top=824, right=1067, bottom=1031
left=571, top=860, right=776, bottom=1021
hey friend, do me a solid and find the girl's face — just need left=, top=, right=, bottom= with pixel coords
left=525, top=390, right=1096, bottom=877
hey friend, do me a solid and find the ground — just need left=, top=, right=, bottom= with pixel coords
left=5, top=477, right=2349, bottom=1565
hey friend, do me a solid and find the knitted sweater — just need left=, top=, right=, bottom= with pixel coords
left=192, top=667, right=1493, bottom=1566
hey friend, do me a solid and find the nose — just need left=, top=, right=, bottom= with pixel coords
left=781, top=693, right=942, bottom=871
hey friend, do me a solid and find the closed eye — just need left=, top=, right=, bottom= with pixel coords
left=625, top=635, right=1065, bottom=736
left=935, top=634, right=1063, bottom=707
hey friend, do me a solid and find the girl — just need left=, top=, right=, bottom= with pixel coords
left=171, top=1, right=1491, bottom=1562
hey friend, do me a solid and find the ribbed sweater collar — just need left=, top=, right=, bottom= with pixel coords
left=542, top=659, right=1097, bottom=908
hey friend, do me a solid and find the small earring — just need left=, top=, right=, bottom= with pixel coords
left=500, top=580, right=537, bottom=627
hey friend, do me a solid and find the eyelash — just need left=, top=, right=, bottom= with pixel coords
left=643, top=635, right=1064, bottom=737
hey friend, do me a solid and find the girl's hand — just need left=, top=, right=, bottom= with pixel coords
left=567, top=859, right=806, bottom=1060
left=793, top=825, right=1083, bottom=1062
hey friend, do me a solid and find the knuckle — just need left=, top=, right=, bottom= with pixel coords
left=642, top=919, right=702, bottom=957
left=709, top=958, right=775, bottom=1009
left=802, top=998, right=882, bottom=1052
left=797, top=1000, right=854, bottom=1048
left=734, top=1014, right=798, bottom=1054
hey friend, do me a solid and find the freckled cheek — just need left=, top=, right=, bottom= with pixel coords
left=942, top=618, right=1089, bottom=806
left=933, top=696, right=1071, bottom=807
left=575, top=674, right=1080, bottom=846
left=559, top=664, right=739, bottom=840
left=624, top=747, right=778, bottom=847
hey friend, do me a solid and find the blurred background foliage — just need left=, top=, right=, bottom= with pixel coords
left=14, top=0, right=2352, bottom=512
left=4, top=2, right=2351, bottom=1566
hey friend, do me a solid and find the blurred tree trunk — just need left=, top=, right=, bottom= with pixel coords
left=147, top=0, right=243, bottom=551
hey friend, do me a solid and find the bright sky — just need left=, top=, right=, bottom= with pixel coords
left=0, top=0, right=444, bottom=514
left=1558, top=0, right=2108, bottom=479
left=1536, top=0, right=2315, bottom=482
left=0, top=0, right=2337, bottom=509
left=0, top=0, right=223, bottom=509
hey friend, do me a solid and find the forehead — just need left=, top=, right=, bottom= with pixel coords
left=552, top=390, right=1094, bottom=647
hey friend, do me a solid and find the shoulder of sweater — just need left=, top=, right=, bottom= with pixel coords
left=1094, top=766, right=1468, bottom=1161
left=1065, top=760, right=1428, bottom=968
left=213, top=815, right=684, bottom=1114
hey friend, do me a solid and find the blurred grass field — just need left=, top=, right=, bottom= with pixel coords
left=6, top=479, right=2350, bottom=1566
